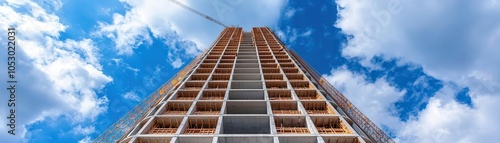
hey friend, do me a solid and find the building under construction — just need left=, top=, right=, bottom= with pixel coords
left=94, top=27, right=394, bottom=143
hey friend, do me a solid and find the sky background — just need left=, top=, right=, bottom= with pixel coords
left=0, top=0, right=499, bottom=142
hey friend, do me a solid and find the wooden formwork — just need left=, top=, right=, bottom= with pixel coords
left=261, top=63, right=278, bottom=68
left=182, top=82, right=204, bottom=90
left=193, top=102, right=222, bottom=115
left=302, top=101, right=336, bottom=114
left=136, top=138, right=170, bottom=143
left=268, top=90, right=293, bottom=100
left=324, top=137, right=361, bottom=143
left=286, top=74, right=305, bottom=81
left=290, top=81, right=314, bottom=89
left=264, top=74, right=284, bottom=80
left=205, top=55, right=220, bottom=60
left=163, top=102, right=192, bottom=115
left=313, top=117, right=351, bottom=134
left=278, top=59, right=292, bottom=63
left=190, top=74, right=208, bottom=81
left=223, top=51, right=237, bottom=55
left=221, top=55, right=236, bottom=59
left=275, top=55, right=289, bottom=59
left=199, top=63, right=216, bottom=68
left=265, top=81, right=288, bottom=89
left=295, top=90, right=323, bottom=100
left=214, top=68, right=232, bottom=74
left=282, top=68, right=299, bottom=74
left=274, top=117, right=309, bottom=134
left=217, top=64, right=233, bottom=69
left=202, top=59, right=218, bottom=64
left=147, top=118, right=181, bottom=134
left=211, top=74, right=230, bottom=81
left=183, top=118, right=218, bottom=134
left=174, top=90, right=199, bottom=100
left=219, top=59, right=234, bottom=64
left=200, top=90, right=225, bottom=100
left=271, top=102, right=300, bottom=114
left=207, top=82, right=228, bottom=90
left=258, top=52, right=272, bottom=56
left=280, top=63, right=296, bottom=68
left=195, top=68, right=213, bottom=74
left=259, top=55, right=273, bottom=59
left=260, top=59, right=276, bottom=63
left=262, top=68, right=281, bottom=74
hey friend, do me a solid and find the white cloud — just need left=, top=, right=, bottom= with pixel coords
left=78, top=136, right=92, bottom=143
left=284, top=8, right=296, bottom=19
left=300, top=29, right=313, bottom=37
left=169, top=57, right=184, bottom=69
left=335, top=0, right=500, bottom=142
left=96, top=0, right=287, bottom=64
left=111, top=58, right=140, bottom=75
left=71, top=125, right=96, bottom=135
left=0, top=0, right=112, bottom=142
left=275, top=26, right=313, bottom=43
left=122, top=91, right=141, bottom=102
left=324, top=66, right=405, bottom=133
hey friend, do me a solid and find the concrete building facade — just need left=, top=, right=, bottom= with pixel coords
left=118, top=27, right=372, bottom=143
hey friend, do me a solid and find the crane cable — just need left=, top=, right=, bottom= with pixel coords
left=168, top=0, right=229, bottom=28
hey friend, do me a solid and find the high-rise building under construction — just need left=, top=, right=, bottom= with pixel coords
left=94, top=27, right=394, bottom=143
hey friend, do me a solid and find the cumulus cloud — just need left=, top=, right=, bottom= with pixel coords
left=324, top=66, right=405, bottom=133
left=0, top=0, right=111, bottom=142
left=334, top=0, right=500, bottom=142
left=122, top=91, right=141, bottom=102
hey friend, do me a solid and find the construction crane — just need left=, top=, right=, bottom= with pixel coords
left=168, top=0, right=229, bottom=28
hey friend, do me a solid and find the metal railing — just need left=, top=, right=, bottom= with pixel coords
left=263, top=27, right=395, bottom=143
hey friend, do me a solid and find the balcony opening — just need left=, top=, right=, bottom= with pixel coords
left=322, top=137, right=361, bottom=143
left=146, top=117, right=182, bottom=134
left=232, top=74, right=261, bottom=80
left=217, top=64, right=233, bottom=69
left=230, top=82, right=263, bottom=89
left=181, top=81, right=204, bottom=90
left=163, top=102, right=192, bottom=115
left=228, top=90, right=265, bottom=100
left=268, top=90, right=292, bottom=100
left=222, top=116, right=270, bottom=134
left=261, top=63, right=278, bottom=68
left=199, top=63, right=216, bottom=68
left=282, top=68, right=299, bottom=74
left=286, top=74, right=305, bottom=81
left=206, top=82, right=228, bottom=90
left=311, top=116, right=352, bottom=134
left=211, top=74, right=230, bottom=81
left=295, top=90, right=323, bottom=100
left=183, top=118, right=218, bottom=134
left=226, top=101, right=267, bottom=114
left=271, top=101, right=300, bottom=114
left=215, top=68, right=232, bottom=74
left=200, top=90, right=225, bottom=100
left=301, top=101, right=335, bottom=114
left=264, top=74, right=284, bottom=81
left=265, top=81, right=287, bottom=89
left=190, top=74, right=209, bottom=81
left=174, top=90, right=199, bottom=100
left=262, top=68, right=280, bottom=74
left=196, top=68, right=213, bottom=74
left=274, top=116, right=310, bottom=134
left=192, top=102, right=222, bottom=115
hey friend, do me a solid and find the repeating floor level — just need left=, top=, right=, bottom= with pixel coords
left=95, top=27, right=393, bottom=143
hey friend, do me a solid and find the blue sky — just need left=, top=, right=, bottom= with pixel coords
left=1, top=0, right=499, bottom=142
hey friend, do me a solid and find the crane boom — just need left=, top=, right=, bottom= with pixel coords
left=168, top=0, right=229, bottom=28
